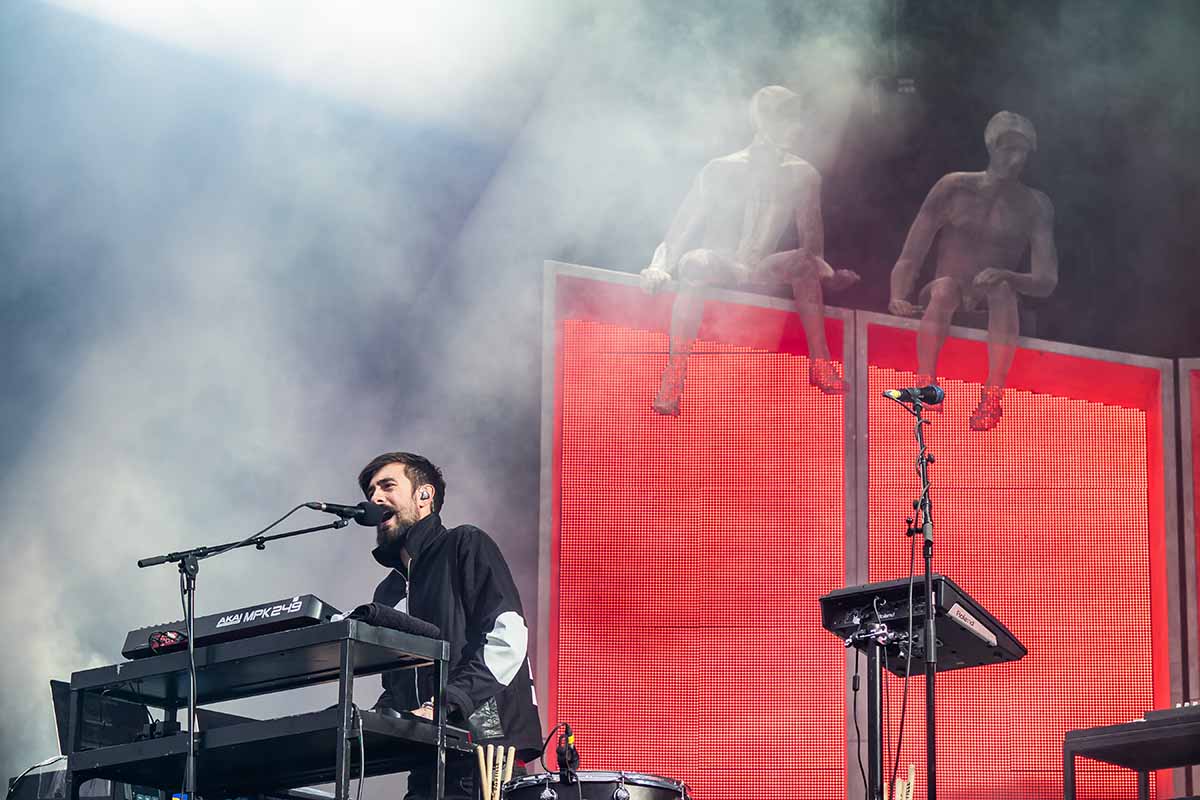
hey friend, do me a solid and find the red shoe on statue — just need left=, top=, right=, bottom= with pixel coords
left=969, top=385, right=1004, bottom=431
left=652, top=357, right=687, bottom=416
left=809, top=358, right=847, bottom=395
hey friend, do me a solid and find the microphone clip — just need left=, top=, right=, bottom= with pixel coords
left=556, top=724, right=580, bottom=785
left=882, top=384, right=945, bottom=407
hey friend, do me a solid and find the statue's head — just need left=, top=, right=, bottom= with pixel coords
left=984, top=111, right=1036, bottom=179
left=750, top=85, right=805, bottom=151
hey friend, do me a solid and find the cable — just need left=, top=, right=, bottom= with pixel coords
left=889, top=412, right=930, bottom=794
left=851, top=649, right=868, bottom=798
left=537, top=722, right=566, bottom=768
left=882, top=647, right=892, bottom=791
left=5, top=755, right=66, bottom=800
left=353, top=705, right=366, bottom=800
left=889, top=531, right=918, bottom=794
left=209, top=503, right=308, bottom=559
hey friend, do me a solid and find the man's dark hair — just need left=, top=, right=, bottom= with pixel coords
left=358, top=452, right=446, bottom=514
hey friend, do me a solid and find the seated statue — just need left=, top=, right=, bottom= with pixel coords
left=888, top=111, right=1058, bottom=430
left=639, top=85, right=859, bottom=415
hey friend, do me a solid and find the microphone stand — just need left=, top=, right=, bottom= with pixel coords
left=911, top=403, right=939, bottom=800
left=883, top=394, right=939, bottom=800
left=136, top=517, right=349, bottom=800
left=915, top=403, right=938, bottom=800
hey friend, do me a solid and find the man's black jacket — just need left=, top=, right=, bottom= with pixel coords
left=372, top=513, right=542, bottom=761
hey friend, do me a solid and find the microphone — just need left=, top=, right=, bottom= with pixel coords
left=883, top=384, right=944, bottom=405
left=305, top=501, right=394, bottom=526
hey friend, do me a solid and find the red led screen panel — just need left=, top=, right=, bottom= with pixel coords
left=546, top=267, right=851, bottom=800
left=864, top=319, right=1171, bottom=800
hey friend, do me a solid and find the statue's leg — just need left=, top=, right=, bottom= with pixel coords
left=653, top=250, right=730, bottom=415
left=654, top=286, right=701, bottom=416
left=790, top=274, right=832, bottom=362
left=757, top=250, right=846, bottom=394
left=969, top=281, right=1018, bottom=431
left=984, top=281, right=1018, bottom=387
left=917, top=277, right=962, bottom=378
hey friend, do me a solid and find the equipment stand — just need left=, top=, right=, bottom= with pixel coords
left=912, top=404, right=938, bottom=800
left=875, top=394, right=939, bottom=800
left=866, top=636, right=885, bottom=798
left=180, top=555, right=198, bottom=800
left=845, top=620, right=898, bottom=800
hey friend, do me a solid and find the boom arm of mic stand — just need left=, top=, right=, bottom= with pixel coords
left=136, top=519, right=350, bottom=569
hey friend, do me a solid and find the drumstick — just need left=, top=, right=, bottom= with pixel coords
left=491, top=745, right=504, bottom=800
left=503, top=746, right=516, bottom=784
left=476, top=746, right=491, bottom=800
left=486, top=745, right=495, bottom=800
left=892, top=763, right=913, bottom=800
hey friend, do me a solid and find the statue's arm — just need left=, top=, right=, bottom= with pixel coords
left=890, top=177, right=952, bottom=311
left=794, top=165, right=825, bottom=260
left=792, top=165, right=861, bottom=292
left=649, top=169, right=708, bottom=275
left=1007, top=192, right=1058, bottom=297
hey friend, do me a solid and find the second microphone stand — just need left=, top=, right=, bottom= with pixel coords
left=905, top=400, right=938, bottom=800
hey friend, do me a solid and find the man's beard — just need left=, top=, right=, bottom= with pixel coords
left=376, top=525, right=399, bottom=549
left=376, top=508, right=418, bottom=548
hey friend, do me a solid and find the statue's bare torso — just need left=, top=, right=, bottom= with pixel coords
left=690, top=149, right=816, bottom=273
left=925, top=172, right=1051, bottom=309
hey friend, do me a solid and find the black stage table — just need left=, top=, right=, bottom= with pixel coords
left=1064, top=712, right=1200, bottom=800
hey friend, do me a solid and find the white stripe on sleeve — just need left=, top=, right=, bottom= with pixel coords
left=482, top=610, right=528, bottom=686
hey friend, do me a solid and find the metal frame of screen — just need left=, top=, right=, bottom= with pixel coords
left=856, top=310, right=1190, bottom=798
left=1179, top=358, right=1200, bottom=717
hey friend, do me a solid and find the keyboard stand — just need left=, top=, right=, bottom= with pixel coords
left=64, top=620, right=472, bottom=800
left=821, top=575, right=1026, bottom=800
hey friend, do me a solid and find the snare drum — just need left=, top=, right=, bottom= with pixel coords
left=505, top=771, right=689, bottom=800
